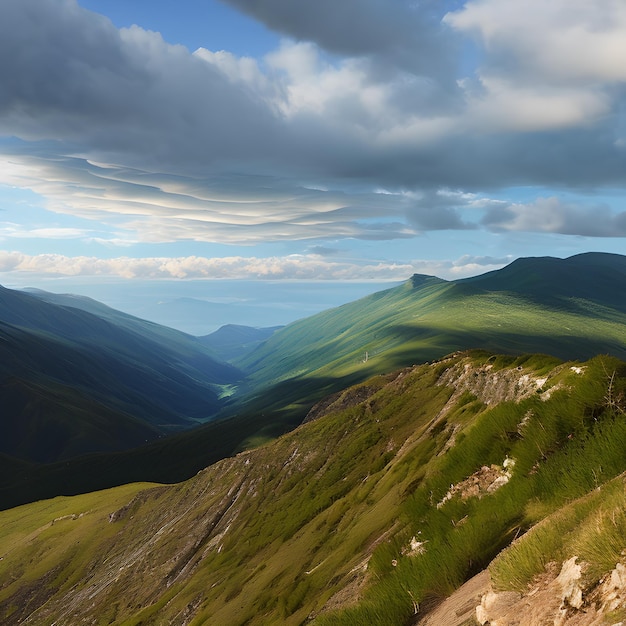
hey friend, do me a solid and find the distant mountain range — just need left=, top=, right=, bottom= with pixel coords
left=1, top=252, right=626, bottom=510
left=198, top=323, right=283, bottom=362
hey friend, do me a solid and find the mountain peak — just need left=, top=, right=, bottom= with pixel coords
left=409, top=273, right=446, bottom=288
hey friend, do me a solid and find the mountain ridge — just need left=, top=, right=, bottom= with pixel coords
left=235, top=252, right=626, bottom=391
left=2, top=351, right=626, bottom=624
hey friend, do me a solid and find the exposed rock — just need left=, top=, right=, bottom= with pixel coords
left=557, top=557, right=585, bottom=611
left=438, top=458, right=515, bottom=508
left=436, top=361, right=556, bottom=406
left=599, top=563, right=626, bottom=613
left=475, top=588, right=522, bottom=625
left=473, top=557, right=626, bottom=626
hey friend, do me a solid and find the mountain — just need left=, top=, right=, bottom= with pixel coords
left=3, top=252, right=626, bottom=510
left=23, top=287, right=228, bottom=365
left=198, top=323, right=283, bottom=362
left=0, top=285, right=242, bottom=464
left=461, top=252, right=626, bottom=309
left=236, top=253, right=626, bottom=392
left=2, top=351, right=626, bottom=625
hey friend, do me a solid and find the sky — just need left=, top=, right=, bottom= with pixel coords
left=1, top=0, right=626, bottom=332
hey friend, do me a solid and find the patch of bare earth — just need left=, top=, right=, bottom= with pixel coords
left=414, top=570, right=491, bottom=626
left=475, top=557, right=626, bottom=626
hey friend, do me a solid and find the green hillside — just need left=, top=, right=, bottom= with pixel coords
left=2, top=351, right=626, bottom=625
left=3, top=253, right=626, bottom=511
left=237, top=253, right=626, bottom=392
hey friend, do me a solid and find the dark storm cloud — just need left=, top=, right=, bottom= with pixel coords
left=406, top=190, right=477, bottom=231
left=220, top=0, right=453, bottom=76
left=0, top=0, right=281, bottom=172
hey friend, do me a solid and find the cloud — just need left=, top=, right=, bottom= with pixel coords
left=445, top=0, right=626, bottom=133
left=0, top=250, right=511, bottom=281
left=0, top=224, right=92, bottom=240
left=219, top=0, right=456, bottom=78
left=446, top=0, right=626, bottom=83
left=0, top=0, right=281, bottom=173
left=0, top=251, right=416, bottom=280
left=483, top=197, right=626, bottom=237
left=306, top=246, right=342, bottom=256
left=0, top=150, right=421, bottom=243
left=1, top=0, right=626, bottom=248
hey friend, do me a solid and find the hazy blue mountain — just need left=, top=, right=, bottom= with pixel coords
left=198, top=324, right=283, bottom=362
left=24, top=288, right=226, bottom=364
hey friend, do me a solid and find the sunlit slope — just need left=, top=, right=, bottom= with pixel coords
left=3, top=352, right=626, bottom=625
left=238, top=253, right=626, bottom=387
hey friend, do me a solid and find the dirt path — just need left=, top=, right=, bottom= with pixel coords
left=414, top=570, right=490, bottom=626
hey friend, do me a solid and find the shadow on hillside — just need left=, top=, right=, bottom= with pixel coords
left=386, top=322, right=626, bottom=364
left=4, top=322, right=625, bottom=511
left=0, top=372, right=361, bottom=511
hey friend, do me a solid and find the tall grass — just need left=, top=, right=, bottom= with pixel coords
left=491, top=476, right=626, bottom=592
left=316, top=356, right=626, bottom=625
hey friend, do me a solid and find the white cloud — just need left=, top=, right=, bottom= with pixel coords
left=0, top=224, right=91, bottom=240
left=0, top=0, right=626, bottom=250
left=0, top=250, right=510, bottom=281
left=482, top=197, right=626, bottom=237
left=461, top=77, right=611, bottom=132
left=446, top=0, right=626, bottom=132
left=446, top=0, right=626, bottom=83
left=0, top=151, right=421, bottom=243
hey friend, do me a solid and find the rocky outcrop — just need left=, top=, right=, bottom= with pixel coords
left=475, top=557, right=626, bottom=626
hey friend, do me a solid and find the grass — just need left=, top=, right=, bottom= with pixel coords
left=236, top=274, right=626, bottom=395
left=3, top=352, right=626, bottom=625
left=490, top=475, right=626, bottom=592
left=315, top=355, right=626, bottom=625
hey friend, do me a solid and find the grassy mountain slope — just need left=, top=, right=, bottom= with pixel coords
left=4, top=252, right=626, bottom=510
left=5, top=286, right=240, bottom=385
left=3, top=351, right=626, bottom=625
left=25, top=288, right=230, bottom=367
left=236, top=253, right=626, bottom=392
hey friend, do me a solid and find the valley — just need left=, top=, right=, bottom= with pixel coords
left=1, top=253, right=626, bottom=624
